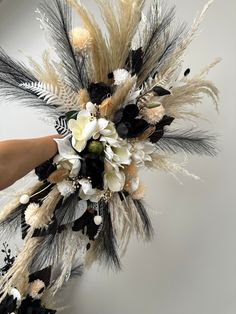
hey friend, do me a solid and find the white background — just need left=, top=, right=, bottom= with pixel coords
left=0, top=1, right=236, bottom=313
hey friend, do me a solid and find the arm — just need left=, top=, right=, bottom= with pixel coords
left=0, top=134, right=62, bottom=191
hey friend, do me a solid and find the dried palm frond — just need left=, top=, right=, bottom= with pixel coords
left=20, top=79, right=80, bottom=112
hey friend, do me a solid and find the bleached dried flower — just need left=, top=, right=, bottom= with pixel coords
left=141, top=104, right=166, bottom=124
left=29, top=279, right=45, bottom=299
left=70, top=27, right=93, bottom=51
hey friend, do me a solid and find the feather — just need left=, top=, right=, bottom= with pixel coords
left=86, top=201, right=121, bottom=270
left=0, top=76, right=59, bottom=115
left=40, top=0, right=89, bottom=90
left=157, top=129, right=218, bottom=156
left=133, top=199, right=154, bottom=241
left=0, top=48, right=35, bottom=84
left=137, top=1, right=186, bottom=85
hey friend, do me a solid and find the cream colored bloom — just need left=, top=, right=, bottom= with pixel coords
left=79, top=178, right=103, bottom=202
left=104, top=166, right=126, bottom=192
left=70, top=27, right=93, bottom=51
left=68, top=109, right=98, bottom=152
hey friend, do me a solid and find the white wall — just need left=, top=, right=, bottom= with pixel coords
left=0, top=1, right=236, bottom=314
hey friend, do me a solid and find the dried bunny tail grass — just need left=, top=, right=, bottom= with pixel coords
left=95, top=0, right=145, bottom=70
left=162, top=78, right=219, bottom=119
left=147, top=153, right=200, bottom=181
left=0, top=181, right=44, bottom=225
left=0, top=236, right=42, bottom=302
left=78, top=88, right=89, bottom=108
left=25, top=186, right=61, bottom=229
left=111, top=76, right=137, bottom=115
left=27, top=50, right=60, bottom=86
left=66, top=0, right=110, bottom=82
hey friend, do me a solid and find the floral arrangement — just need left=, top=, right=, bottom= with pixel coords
left=0, top=0, right=219, bottom=312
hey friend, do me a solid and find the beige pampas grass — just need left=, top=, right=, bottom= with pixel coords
left=48, top=168, right=70, bottom=184
left=99, top=97, right=113, bottom=117
left=95, top=0, right=145, bottom=70
left=28, top=50, right=59, bottom=86
left=25, top=186, right=61, bottom=229
left=111, top=76, right=137, bottom=115
left=78, top=88, right=89, bottom=108
left=162, top=78, right=219, bottom=119
left=0, top=237, right=42, bottom=302
left=66, top=0, right=110, bottom=82
left=147, top=153, right=200, bottom=181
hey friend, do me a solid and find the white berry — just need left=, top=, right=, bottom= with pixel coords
left=20, top=194, right=30, bottom=204
left=94, top=215, right=103, bottom=226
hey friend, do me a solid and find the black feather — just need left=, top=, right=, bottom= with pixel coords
left=0, top=48, right=35, bottom=84
left=138, top=2, right=186, bottom=83
left=40, top=0, right=89, bottom=90
left=133, top=199, right=154, bottom=241
left=91, top=201, right=121, bottom=271
left=156, top=129, right=219, bottom=156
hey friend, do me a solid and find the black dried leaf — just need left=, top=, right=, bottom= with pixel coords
left=126, top=47, right=144, bottom=75
left=149, top=115, right=175, bottom=143
left=153, top=85, right=171, bottom=96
